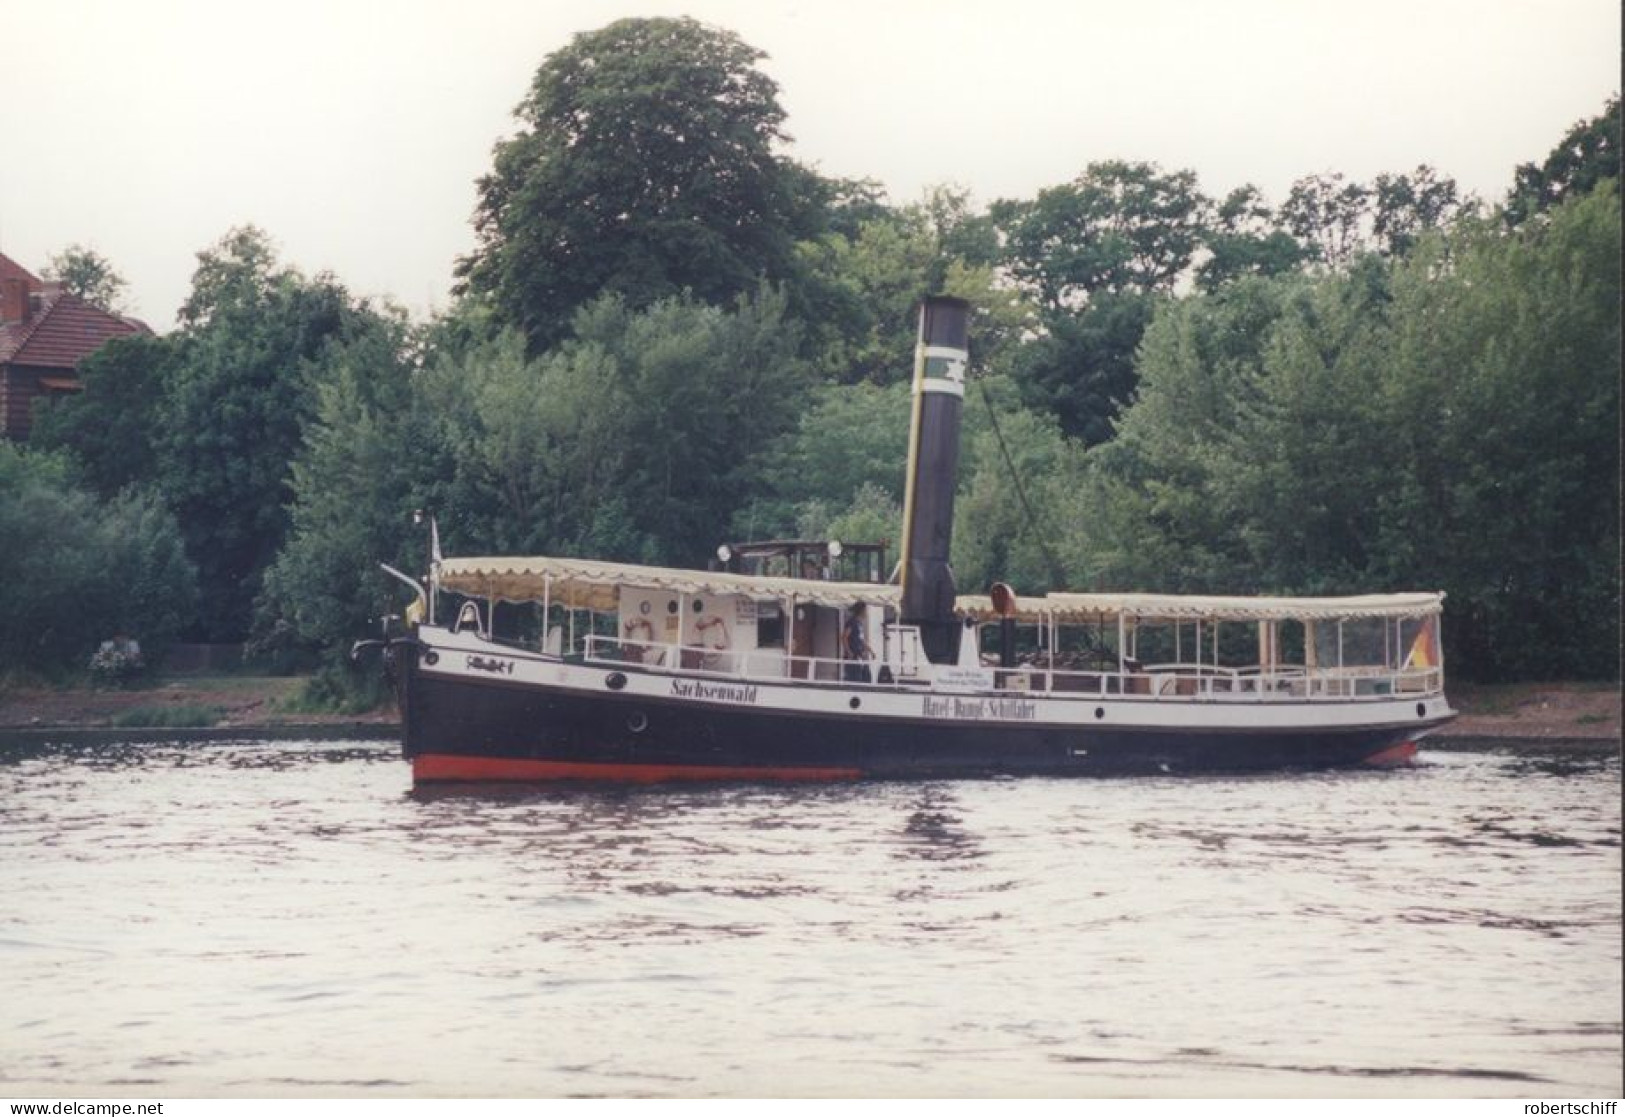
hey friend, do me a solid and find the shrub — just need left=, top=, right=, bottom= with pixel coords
left=0, top=444, right=198, bottom=677
left=88, top=639, right=145, bottom=687
left=110, top=704, right=224, bottom=729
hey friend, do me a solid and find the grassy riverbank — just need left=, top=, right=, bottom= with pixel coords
left=1438, top=680, right=1620, bottom=742
left=0, top=673, right=1616, bottom=740
left=0, top=673, right=395, bottom=731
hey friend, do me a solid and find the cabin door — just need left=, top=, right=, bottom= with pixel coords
left=790, top=604, right=815, bottom=678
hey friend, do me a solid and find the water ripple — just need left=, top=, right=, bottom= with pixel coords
left=0, top=738, right=1617, bottom=1097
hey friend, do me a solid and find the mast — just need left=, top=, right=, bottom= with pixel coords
left=898, top=296, right=971, bottom=664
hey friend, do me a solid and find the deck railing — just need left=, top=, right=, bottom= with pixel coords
left=578, top=635, right=1444, bottom=701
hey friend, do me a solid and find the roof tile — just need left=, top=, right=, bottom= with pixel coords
left=0, top=289, right=149, bottom=368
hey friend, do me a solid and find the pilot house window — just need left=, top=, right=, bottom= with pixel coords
left=756, top=602, right=785, bottom=648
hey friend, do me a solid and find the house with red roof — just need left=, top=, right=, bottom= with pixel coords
left=0, top=251, right=150, bottom=441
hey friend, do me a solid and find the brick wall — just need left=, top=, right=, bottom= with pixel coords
left=0, top=365, right=34, bottom=441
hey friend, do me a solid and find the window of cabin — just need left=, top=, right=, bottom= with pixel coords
left=756, top=601, right=785, bottom=648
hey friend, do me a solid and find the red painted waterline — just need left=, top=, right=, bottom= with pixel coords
left=413, top=753, right=863, bottom=784
left=1363, top=740, right=1419, bottom=767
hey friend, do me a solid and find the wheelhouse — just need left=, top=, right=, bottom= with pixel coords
left=711, top=539, right=889, bottom=585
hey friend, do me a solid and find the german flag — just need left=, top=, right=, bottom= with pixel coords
left=1404, top=621, right=1438, bottom=669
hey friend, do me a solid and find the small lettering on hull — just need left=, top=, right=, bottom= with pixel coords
left=467, top=654, right=515, bottom=676
left=670, top=678, right=759, bottom=705
left=922, top=695, right=1038, bottom=721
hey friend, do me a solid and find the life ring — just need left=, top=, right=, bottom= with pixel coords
left=622, top=617, right=655, bottom=662
left=623, top=617, right=655, bottom=642
left=694, top=615, right=731, bottom=650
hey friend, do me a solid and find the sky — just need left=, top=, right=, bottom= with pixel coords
left=2, top=0, right=1618, bottom=331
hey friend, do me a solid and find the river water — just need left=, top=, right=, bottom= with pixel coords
left=0, top=738, right=1618, bottom=1098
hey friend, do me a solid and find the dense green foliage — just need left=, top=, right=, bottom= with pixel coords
left=30, top=335, right=172, bottom=497
left=1506, top=96, right=1620, bottom=226
left=256, top=290, right=814, bottom=671
left=251, top=314, right=432, bottom=667
left=456, top=17, right=820, bottom=351
left=0, top=444, right=197, bottom=676
left=5, top=18, right=1615, bottom=692
left=1196, top=185, right=1314, bottom=291
left=1078, top=188, right=1620, bottom=680
left=792, top=187, right=1027, bottom=386
left=33, top=227, right=402, bottom=643
left=42, top=244, right=129, bottom=314
left=162, top=230, right=400, bottom=639
left=421, top=290, right=814, bottom=564
left=992, top=161, right=1206, bottom=442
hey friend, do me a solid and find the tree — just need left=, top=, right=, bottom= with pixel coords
left=253, top=315, right=436, bottom=674
left=258, top=289, right=818, bottom=678
left=30, top=335, right=172, bottom=498
left=0, top=444, right=196, bottom=675
left=952, top=377, right=1083, bottom=594
left=1074, top=274, right=1311, bottom=593
left=993, top=161, right=1209, bottom=441
left=734, top=380, right=913, bottom=538
left=1372, top=165, right=1468, bottom=256
left=734, top=371, right=1079, bottom=593
left=1278, top=168, right=1470, bottom=266
left=1506, top=95, right=1620, bottom=226
left=42, top=245, right=128, bottom=314
left=996, top=161, right=1208, bottom=310
left=176, top=225, right=281, bottom=328
left=1196, top=185, right=1314, bottom=291
left=1280, top=172, right=1373, bottom=269
left=790, top=169, right=891, bottom=241
left=790, top=482, right=902, bottom=557
left=1211, top=259, right=1396, bottom=590
left=420, top=325, right=632, bottom=558
left=457, top=17, right=818, bottom=350
left=920, top=183, right=1001, bottom=271
left=1075, top=185, right=1620, bottom=682
left=33, top=227, right=397, bottom=645
left=161, top=226, right=399, bottom=641
left=1376, top=189, right=1620, bottom=679
left=791, top=190, right=1034, bottom=386
left=572, top=289, right=814, bottom=563
left=791, top=212, right=940, bottom=384
left=1006, top=291, right=1154, bottom=446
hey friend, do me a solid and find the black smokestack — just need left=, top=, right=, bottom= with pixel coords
left=898, top=296, right=970, bottom=664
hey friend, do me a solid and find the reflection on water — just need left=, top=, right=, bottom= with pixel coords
left=0, top=739, right=1618, bottom=1097
left=898, top=786, right=984, bottom=863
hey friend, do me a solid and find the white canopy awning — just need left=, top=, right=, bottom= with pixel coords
left=438, top=555, right=1441, bottom=624
left=957, top=590, right=1444, bottom=624
left=436, top=555, right=901, bottom=612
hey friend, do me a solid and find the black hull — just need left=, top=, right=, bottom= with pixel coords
left=401, top=663, right=1432, bottom=782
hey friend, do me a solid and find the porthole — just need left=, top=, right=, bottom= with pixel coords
left=423, top=651, right=439, bottom=666
left=667, top=600, right=679, bottom=615
left=639, top=600, right=652, bottom=615
left=849, top=697, right=861, bottom=710
left=628, top=712, right=648, bottom=733
left=605, top=672, right=627, bottom=691
left=1416, top=702, right=1427, bottom=718
left=1095, top=707, right=1105, bottom=720
left=692, top=599, right=704, bottom=613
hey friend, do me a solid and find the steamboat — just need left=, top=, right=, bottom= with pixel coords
left=363, top=297, right=1455, bottom=783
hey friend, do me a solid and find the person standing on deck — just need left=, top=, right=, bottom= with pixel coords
left=844, top=602, right=871, bottom=683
